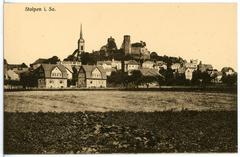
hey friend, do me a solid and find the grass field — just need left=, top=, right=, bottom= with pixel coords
left=4, top=91, right=238, bottom=153
left=4, top=91, right=237, bottom=112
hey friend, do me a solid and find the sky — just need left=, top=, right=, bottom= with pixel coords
left=4, top=3, right=237, bottom=71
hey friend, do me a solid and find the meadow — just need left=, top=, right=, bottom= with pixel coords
left=4, top=91, right=237, bottom=112
left=4, top=91, right=237, bottom=153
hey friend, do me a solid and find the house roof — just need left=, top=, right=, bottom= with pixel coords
left=32, top=58, right=48, bottom=65
left=143, top=61, right=154, bottom=65
left=80, top=65, right=107, bottom=79
left=97, top=61, right=112, bottom=65
left=8, top=63, right=28, bottom=69
left=62, top=64, right=73, bottom=73
left=124, top=60, right=139, bottom=65
left=40, top=64, right=68, bottom=79
left=139, top=68, right=163, bottom=77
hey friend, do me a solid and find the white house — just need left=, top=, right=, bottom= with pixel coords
left=111, top=59, right=122, bottom=70
left=185, top=68, right=195, bottom=80
left=171, top=63, right=181, bottom=71
left=6, top=69, right=20, bottom=81
left=124, top=60, right=140, bottom=75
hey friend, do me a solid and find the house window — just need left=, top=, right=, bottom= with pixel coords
left=60, top=80, right=63, bottom=84
left=90, top=81, right=92, bottom=84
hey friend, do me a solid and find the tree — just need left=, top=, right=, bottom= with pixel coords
left=221, top=73, right=237, bottom=86
left=129, top=70, right=143, bottom=88
left=150, top=52, right=159, bottom=61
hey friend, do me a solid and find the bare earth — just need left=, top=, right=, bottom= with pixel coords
left=4, top=91, right=237, bottom=112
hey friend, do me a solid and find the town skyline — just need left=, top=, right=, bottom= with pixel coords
left=4, top=3, right=237, bottom=71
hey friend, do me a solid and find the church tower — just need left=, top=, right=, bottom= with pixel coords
left=78, top=24, right=85, bottom=54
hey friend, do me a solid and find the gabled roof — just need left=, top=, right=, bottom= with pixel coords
left=139, top=68, right=163, bottom=77
left=80, top=65, right=107, bottom=79
left=39, top=64, right=68, bottom=79
left=62, top=64, right=73, bottom=73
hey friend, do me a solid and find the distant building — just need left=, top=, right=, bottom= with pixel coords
left=104, top=68, right=117, bottom=76
left=154, top=61, right=167, bottom=70
left=30, top=58, right=48, bottom=70
left=185, top=59, right=198, bottom=70
left=36, top=64, right=68, bottom=88
left=111, top=59, right=122, bottom=70
left=100, top=36, right=118, bottom=52
left=8, top=63, right=28, bottom=73
left=221, top=67, right=235, bottom=76
left=139, top=68, right=164, bottom=87
left=97, top=59, right=122, bottom=70
left=122, top=35, right=131, bottom=55
left=97, top=59, right=120, bottom=76
left=5, top=69, right=20, bottom=81
left=59, top=61, right=81, bottom=67
left=185, top=68, right=195, bottom=80
left=210, top=70, right=223, bottom=83
left=121, top=35, right=150, bottom=60
left=142, top=61, right=154, bottom=69
left=97, top=61, right=112, bottom=69
left=77, top=65, right=107, bottom=88
left=198, top=61, right=213, bottom=72
left=171, top=63, right=181, bottom=71
left=131, top=41, right=150, bottom=60
left=124, top=60, right=140, bottom=75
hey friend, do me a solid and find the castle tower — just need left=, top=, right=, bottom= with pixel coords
left=122, top=35, right=131, bottom=55
left=78, top=24, right=85, bottom=56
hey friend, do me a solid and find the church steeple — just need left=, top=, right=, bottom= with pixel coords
left=80, top=24, right=83, bottom=39
left=78, top=23, right=85, bottom=54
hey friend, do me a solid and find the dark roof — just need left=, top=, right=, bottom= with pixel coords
left=131, top=41, right=146, bottom=48
left=32, top=58, right=48, bottom=65
left=8, top=63, right=28, bottom=69
left=40, top=64, right=68, bottom=79
left=80, top=65, right=107, bottom=79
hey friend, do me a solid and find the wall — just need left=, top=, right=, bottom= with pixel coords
left=45, top=78, right=67, bottom=88
left=86, top=79, right=107, bottom=88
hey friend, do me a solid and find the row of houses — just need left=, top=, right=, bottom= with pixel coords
left=4, top=57, right=236, bottom=89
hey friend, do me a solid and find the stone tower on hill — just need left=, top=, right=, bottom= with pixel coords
left=122, top=35, right=131, bottom=55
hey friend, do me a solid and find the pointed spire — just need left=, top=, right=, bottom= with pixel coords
left=80, top=23, right=83, bottom=39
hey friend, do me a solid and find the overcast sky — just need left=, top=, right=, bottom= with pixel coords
left=4, top=3, right=237, bottom=71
